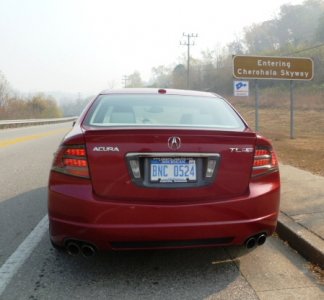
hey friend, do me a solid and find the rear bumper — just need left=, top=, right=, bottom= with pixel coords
left=49, top=213, right=278, bottom=250
left=48, top=173, right=280, bottom=251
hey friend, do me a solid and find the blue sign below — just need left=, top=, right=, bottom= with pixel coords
left=234, top=80, right=249, bottom=96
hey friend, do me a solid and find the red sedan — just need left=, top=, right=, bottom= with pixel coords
left=48, top=88, right=280, bottom=257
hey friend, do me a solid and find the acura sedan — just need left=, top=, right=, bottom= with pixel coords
left=48, top=88, right=280, bottom=256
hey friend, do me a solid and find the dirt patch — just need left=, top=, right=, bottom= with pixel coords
left=308, top=263, right=324, bottom=285
left=230, top=103, right=324, bottom=177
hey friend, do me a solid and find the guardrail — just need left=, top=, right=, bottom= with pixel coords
left=0, top=117, right=78, bottom=129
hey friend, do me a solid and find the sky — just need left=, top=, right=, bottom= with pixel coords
left=0, top=0, right=304, bottom=96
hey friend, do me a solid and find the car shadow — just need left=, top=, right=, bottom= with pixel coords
left=0, top=187, right=258, bottom=299
left=41, top=239, right=249, bottom=299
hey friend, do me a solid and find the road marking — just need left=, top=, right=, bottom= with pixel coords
left=0, top=215, right=48, bottom=296
left=0, top=128, right=68, bottom=148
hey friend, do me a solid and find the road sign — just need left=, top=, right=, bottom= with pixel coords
left=234, top=80, right=249, bottom=96
left=233, top=55, right=314, bottom=80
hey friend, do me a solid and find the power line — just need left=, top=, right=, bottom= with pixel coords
left=180, top=33, right=198, bottom=89
left=284, top=43, right=324, bottom=56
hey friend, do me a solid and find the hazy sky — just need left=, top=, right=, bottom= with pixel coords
left=0, top=0, right=304, bottom=95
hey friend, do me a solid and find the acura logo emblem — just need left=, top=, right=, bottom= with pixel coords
left=168, top=136, right=181, bottom=150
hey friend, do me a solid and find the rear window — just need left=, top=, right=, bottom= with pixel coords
left=83, top=94, right=245, bottom=131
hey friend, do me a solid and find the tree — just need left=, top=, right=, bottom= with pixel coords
left=150, top=65, right=172, bottom=88
left=61, top=96, right=92, bottom=117
left=277, top=0, right=324, bottom=46
left=244, top=0, right=324, bottom=53
left=227, top=39, right=245, bottom=55
left=244, top=20, right=279, bottom=53
left=0, top=71, right=10, bottom=108
left=0, top=72, right=64, bottom=119
left=172, top=64, right=187, bottom=89
left=28, top=94, right=63, bottom=118
left=126, top=71, right=143, bottom=88
left=4, top=97, right=28, bottom=119
left=316, top=11, right=324, bottom=42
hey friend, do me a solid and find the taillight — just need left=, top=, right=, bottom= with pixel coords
left=252, top=146, right=278, bottom=177
left=52, top=145, right=90, bottom=178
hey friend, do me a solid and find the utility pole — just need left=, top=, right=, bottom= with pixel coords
left=122, top=75, right=129, bottom=88
left=180, top=33, right=198, bottom=89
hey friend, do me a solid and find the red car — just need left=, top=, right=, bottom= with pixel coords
left=48, top=88, right=280, bottom=257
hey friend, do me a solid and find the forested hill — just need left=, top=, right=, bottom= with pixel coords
left=143, top=0, right=324, bottom=94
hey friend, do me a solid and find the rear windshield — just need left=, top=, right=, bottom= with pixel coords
left=83, top=94, right=245, bottom=131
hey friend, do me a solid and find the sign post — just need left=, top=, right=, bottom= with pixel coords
left=290, top=80, right=295, bottom=139
left=233, top=55, right=314, bottom=137
left=255, top=80, right=259, bottom=131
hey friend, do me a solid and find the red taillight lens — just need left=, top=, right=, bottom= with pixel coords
left=252, top=147, right=278, bottom=177
left=63, top=158, right=88, bottom=167
left=52, top=145, right=90, bottom=178
left=253, top=149, right=271, bottom=167
left=64, top=148, right=86, bottom=157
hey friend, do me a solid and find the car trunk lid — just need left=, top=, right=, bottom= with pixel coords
left=84, top=128, right=257, bottom=202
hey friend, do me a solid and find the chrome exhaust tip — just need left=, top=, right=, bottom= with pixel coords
left=257, top=234, right=267, bottom=246
left=81, top=244, right=96, bottom=257
left=66, top=242, right=80, bottom=255
left=245, top=237, right=256, bottom=249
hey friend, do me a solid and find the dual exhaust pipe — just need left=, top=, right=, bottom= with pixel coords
left=245, top=233, right=267, bottom=249
left=66, top=241, right=96, bottom=257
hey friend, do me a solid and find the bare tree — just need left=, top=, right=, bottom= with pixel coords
left=0, top=71, right=11, bottom=108
left=126, top=71, right=143, bottom=88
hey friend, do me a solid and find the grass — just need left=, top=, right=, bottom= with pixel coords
left=227, top=88, right=324, bottom=176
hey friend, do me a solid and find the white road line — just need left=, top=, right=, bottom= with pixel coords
left=0, top=215, right=48, bottom=296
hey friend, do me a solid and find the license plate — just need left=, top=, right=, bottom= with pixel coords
left=150, top=158, right=196, bottom=183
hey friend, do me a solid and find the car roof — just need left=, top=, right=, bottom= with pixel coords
left=99, top=88, right=221, bottom=98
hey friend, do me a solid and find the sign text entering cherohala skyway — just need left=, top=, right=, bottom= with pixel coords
left=233, top=55, right=314, bottom=80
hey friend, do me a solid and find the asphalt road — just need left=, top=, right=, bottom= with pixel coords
left=0, top=123, right=323, bottom=299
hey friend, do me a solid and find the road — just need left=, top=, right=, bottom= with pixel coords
left=0, top=123, right=323, bottom=299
